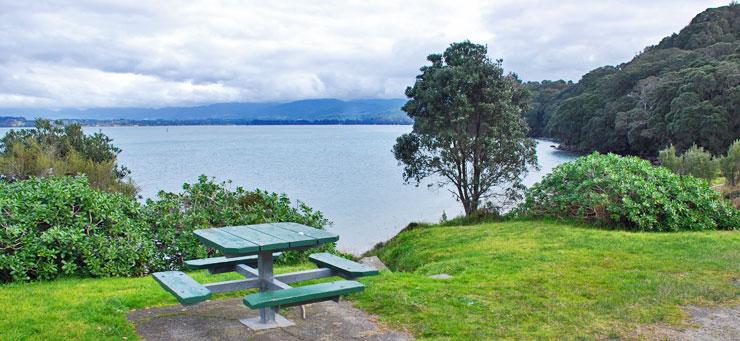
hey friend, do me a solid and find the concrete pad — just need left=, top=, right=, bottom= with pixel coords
left=128, top=298, right=413, bottom=340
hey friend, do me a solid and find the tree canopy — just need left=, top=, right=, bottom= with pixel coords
left=393, top=41, right=538, bottom=216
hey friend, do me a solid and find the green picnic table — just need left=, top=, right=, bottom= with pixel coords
left=152, top=222, right=378, bottom=330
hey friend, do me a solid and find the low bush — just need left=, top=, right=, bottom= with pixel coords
left=0, top=176, right=154, bottom=282
left=658, top=144, right=720, bottom=181
left=0, top=120, right=136, bottom=196
left=682, top=145, right=721, bottom=181
left=0, top=175, right=335, bottom=283
left=517, top=153, right=738, bottom=231
left=143, top=175, right=334, bottom=269
left=657, top=145, right=683, bottom=173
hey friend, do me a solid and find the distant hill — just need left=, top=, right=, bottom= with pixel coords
left=525, top=4, right=740, bottom=157
left=0, top=98, right=410, bottom=124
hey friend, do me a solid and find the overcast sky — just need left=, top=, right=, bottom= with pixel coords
left=0, top=0, right=729, bottom=109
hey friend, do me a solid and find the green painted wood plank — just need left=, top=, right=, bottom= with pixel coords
left=271, top=222, right=339, bottom=244
left=152, top=271, right=211, bottom=305
left=309, top=252, right=379, bottom=277
left=184, top=252, right=283, bottom=270
left=243, top=280, right=364, bottom=309
left=248, top=223, right=318, bottom=248
left=193, top=228, right=259, bottom=254
left=221, top=226, right=289, bottom=251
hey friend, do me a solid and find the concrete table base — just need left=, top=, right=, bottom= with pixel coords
left=240, top=313, right=295, bottom=330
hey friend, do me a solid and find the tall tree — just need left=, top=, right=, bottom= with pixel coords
left=393, top=41, right=538, bottom=216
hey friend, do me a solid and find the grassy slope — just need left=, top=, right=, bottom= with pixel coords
left=353, top=220, right=739, bottom=339
left=1, top=220, right=737, bottom=340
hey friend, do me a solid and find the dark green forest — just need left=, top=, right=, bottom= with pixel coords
left=522, top=80, right=573, bottom=138
left=524, top=5, right=740, bottom=157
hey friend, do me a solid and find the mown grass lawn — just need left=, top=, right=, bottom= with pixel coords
left=353, top=220, right=739, bottom=339
left=1, top=220, right=738, bottom=340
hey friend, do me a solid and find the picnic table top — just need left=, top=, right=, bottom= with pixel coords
left=193, top=222, right=338, bottom=255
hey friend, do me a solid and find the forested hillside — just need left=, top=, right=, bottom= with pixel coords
left=522, top=80, right=573, bottom=138
left=525, top=5, right=740, bottom=157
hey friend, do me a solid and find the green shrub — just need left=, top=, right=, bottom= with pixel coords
left=720, top=140, right=740, bottom=186
left=142, top=175, right=334, bottom=269
left=0, top=119, right=136, bottom=196
left=0, top=175, right=335, bottom=283
left=657, top=144, right=720, bottom=181
left=657, top=145, right=682, bottom=173
left=0, top=176, right=154, bottom=282
left=682, top=145, right=720, bottom=181
left=517, top=153, right=738, bottom=231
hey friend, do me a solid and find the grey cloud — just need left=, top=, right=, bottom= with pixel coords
left=482, top=0, right=727, bottom=81
left=0, top=0, right=728, bottom=109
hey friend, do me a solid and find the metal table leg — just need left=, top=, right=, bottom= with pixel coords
left=240, top=251, right=295, bottom=330
left=258, top=251, right=275, bottom=323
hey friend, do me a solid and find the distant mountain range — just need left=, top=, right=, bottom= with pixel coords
left=0, top=98, right=410, bottom=126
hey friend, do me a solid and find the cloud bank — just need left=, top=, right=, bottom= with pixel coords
left=0, top=0, right=728, bottom=109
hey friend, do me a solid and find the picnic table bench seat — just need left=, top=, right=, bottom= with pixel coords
left=152, top=271, right=212, bottom=305
left=243, top=280, right=364, bottom=309
left=151, top=222, right=365, bottom=329
left=185, top=252, right=283, bottom=274
left=309, top=253, right=379, bottom=278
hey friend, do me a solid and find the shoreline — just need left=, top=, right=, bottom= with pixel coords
left=0, top=121, right=414, bottom=129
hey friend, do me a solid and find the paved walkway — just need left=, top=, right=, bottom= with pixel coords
left=128, top=298, right=413, bottom=341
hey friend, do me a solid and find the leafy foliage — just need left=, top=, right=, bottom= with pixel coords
left=142, top=175, right=333, bottom=268
left=0, top=119, right=136, bottom=196
left=657, top=145, right=683, bottom=173
left=517, top=153, right=739, bottom=231
left=658, top=144, right=721, bottom=180
left=527, top=5, right=740, bottom=157
left=0, top=175, right=333, bottom=283
left=393, top=41, right=538, bottom=215
left=0, top=176, right=154, bottom=282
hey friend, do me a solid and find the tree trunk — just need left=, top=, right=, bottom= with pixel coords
left=462, top=197, right=478, bottom=216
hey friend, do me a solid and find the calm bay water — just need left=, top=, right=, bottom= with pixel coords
left=0, top=125, right=576, bottom=254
